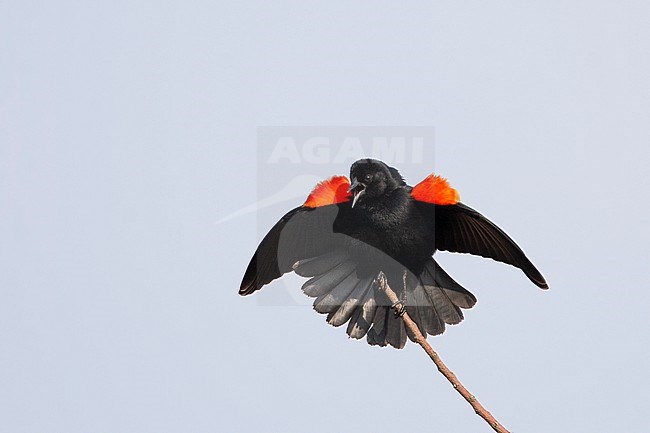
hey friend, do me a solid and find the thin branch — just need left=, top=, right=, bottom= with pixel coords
left=376, top=272, right=510, bottom=433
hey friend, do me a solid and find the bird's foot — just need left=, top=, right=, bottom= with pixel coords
left=391, top=300, right=406, bottom=318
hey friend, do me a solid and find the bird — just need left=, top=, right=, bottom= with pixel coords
left=240, top=158, right=548, bottom=349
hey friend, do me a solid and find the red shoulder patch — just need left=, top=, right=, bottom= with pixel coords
left=303, top=176, right=352, bottom=208
left=411, top=174, right=459, bottom=205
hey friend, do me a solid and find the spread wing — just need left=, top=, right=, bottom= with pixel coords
left=240, top=176, right=353, bottom=295
left=239, top=203, right=351, bottom=295
left=414, top=201, right=548, bottom=289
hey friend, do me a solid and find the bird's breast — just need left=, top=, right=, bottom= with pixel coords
left=337, top=199, right=435, bottom=273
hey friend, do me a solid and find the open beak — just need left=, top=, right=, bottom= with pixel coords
left=351, top=189, right=365, bottom=208
left=348, top=177, right=366, bottom=208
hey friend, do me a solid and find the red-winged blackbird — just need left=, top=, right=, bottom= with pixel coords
left=241, top=159, right=548, bottom=349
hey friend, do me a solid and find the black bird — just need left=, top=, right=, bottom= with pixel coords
left=240, top=159, right=548, bottom=349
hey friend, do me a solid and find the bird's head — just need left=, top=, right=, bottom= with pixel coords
left=348, top=159, right=405, bottom=208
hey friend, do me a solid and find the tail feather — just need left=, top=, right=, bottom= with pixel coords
left=293, top=251, right=347, bottom=277
left=425, top=260, right=477, bottom=308
left=302, top=261, right=355, bottom=297
left=367, top=306, right=389, bottom=347
left=346, top=286, right=378, bottom=339
left=423, top=285, right=464, bottom=325
left=346, top=308, right=362, bottom=337
left=313, top=272, right=358, bottom=314
left=412, top=284, right=445, bottom=336
left=405, top=288, right=427, bottom=339
left=296, top=252, right=477, bottom=349
left=328, top=277, right=373, bottom=327
left=386, top=315, right=407, bottom=349
left=443, top=288, right=476, bottom=310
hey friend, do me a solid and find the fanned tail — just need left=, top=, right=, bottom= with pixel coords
left=295, top=253, right=477, bottom=349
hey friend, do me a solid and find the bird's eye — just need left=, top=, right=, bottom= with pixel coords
left=364, top=174, right=372, bottom=182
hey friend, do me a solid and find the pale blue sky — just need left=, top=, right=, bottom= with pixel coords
left=2, top=1, right=650, bottom=432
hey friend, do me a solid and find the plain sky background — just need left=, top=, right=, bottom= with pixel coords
left=2, top=1, right=650, bottom=432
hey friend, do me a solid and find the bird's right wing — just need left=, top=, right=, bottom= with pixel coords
left=239, top=177, right=352, bottom=295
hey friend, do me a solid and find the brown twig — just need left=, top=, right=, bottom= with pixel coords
left=376, top=272, right=510, bottom=433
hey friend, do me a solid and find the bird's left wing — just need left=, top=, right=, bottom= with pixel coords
left=410, top=174, right=548, bottom=289
left=240, top=176, right=352, bottom=295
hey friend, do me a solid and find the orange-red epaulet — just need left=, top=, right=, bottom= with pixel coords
left=303, top=176, right=352, bottom=208
left=410, top=174, right=459, bottom=205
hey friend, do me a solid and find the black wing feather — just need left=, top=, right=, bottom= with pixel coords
left=415, top=201, right=548, bottom=289
left=240, top=204, right=347, bottom=295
